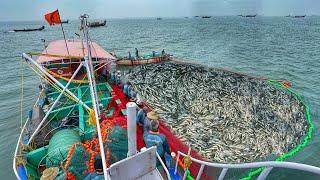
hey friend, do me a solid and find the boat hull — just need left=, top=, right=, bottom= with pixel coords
left=13, top=26, right=45, bottom=32
left=88, top=20, right=106, bottom=28
left=116, top=55, right=171, bottom=66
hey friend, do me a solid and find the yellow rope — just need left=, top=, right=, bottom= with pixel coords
left=16, top=156, right=25, bottom=166
left=46, top=68, right=89, bottom=84
left=183, top=155, right=192, bottom=169
left=26, top=63, right=79, bottom=131
left=87, top=109, right=96, bottom=126
left=27, top=63, right=78, bottom=103
left=28, top=52, right=83, bottom=59
left=31, top=65, right=92, bottom=133
left=26, top=59, right=99, bottom=134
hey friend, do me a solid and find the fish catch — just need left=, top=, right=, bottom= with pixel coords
left=125, top=61, right=308, bottom=163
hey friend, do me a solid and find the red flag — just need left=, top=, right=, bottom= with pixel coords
left=44, top=9, right=61, bottom=25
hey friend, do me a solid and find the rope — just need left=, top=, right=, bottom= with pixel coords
left=28, top=52, right=82, bottom=59
left=27, top=63, right=78, bottom=103
left=20, top=59, right=24, bottom=129
left=183, top=155, right=192, bottom=169
left=25, top=63, right=90, bottom=135
left=88, top=109, right=96, bottom=126
left=241, top=80, right=314, bottom=179
left=46, top=69, right=89, bottom=84
left=64, top=117, right=114, bottom=174
left=36, top=73, right=92, bottom=134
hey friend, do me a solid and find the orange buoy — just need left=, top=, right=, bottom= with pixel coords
left=283, top=81, right=291, bottom=87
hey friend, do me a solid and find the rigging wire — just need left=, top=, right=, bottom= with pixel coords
left=20, top=58, right=24, bottom=129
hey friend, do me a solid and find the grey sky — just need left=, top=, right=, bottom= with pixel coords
left=0, top=0, right=319, bottom=21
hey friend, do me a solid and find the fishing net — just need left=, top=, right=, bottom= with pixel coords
left=124, top=62, right=314, bottom=179
left=42, top=80, right=313, bottom=180
left=60, top=114, right=129, bottom=179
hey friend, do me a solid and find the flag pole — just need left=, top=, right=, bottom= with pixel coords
left=60, top=23, right=70, bottom=56
left=57, top=10, right=70, bottom=56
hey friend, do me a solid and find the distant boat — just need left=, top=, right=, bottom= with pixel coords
left=293, top=15, right=306, bottom=18
left=240, top=14, right=257, bottom=18
left=201, top=16, right=212, bottom=18
left=61, top=19, right=69, bottom=24
left=156, top=18, right=162, bottom=20
left=13, top=26, right=45, bottom=32
left=194, top=16, right=200, bottom=18
left=88, top=20, right=106, bottom=28
left=116, top=53, right=171, bottom=66
left=286, top=15, right=307, bottom=18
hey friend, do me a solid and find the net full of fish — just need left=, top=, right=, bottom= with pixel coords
left=125, top=62, right=308, bottom=163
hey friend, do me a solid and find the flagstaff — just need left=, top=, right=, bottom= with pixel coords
left=44, top=9, right=70, bottom=56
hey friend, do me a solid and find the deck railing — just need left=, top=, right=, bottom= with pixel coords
left=13, top=90, right=43, bottom=179
left=156, top=152, right=171, bottom=180
left=175, top=149, right=320, bottom=180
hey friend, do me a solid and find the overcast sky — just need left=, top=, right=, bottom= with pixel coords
left=0, top=0, right=319, bottom=21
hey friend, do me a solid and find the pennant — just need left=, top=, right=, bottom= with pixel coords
left=44, top=9, right=61, bottom=26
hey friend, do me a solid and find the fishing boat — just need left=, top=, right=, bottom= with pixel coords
left=239, top=14, right=257, bottom=18
left=116, top=53, right=171, bottom=66
left=61, top=20, right=69, bottom=24
left=285, top=15, right=306, bottom=18
left=13, top=26, right=45, bottom=32
left=88, top=20, right=106, bottom=28
left=201, top=16, right=211, bottom=18
left=293, top=15, right=306, bottom=18
left=13, top=14, right=195, bottom=180
left=13, top=14, right=320, bottom=180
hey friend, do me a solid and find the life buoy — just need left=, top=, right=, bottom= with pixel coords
left=57, top=69, right=64, bottom=75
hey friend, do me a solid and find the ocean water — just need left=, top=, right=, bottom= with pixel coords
left=0, top=16, right=319, bottom=179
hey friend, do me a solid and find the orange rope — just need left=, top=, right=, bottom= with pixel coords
left=64, top=117, right=115, bottom=175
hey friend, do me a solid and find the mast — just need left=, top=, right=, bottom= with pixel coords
left=80, top=14, right=108, bottom=179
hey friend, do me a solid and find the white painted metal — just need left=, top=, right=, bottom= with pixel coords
left=195, top=164, right=205, bottom=180
left=156, top=152, right=171, bottom=180
left=182, top=145, right=192, bottom=180
left=82, top=16, right=100, bottom=115
left=126, top=102, right=137, bottom=157
left=27, top=62, right=84, bottom=144
left=257, top=167, right=273, bottom=180
left=177, top=151, right=320, bottom=178
left=174, top=152, right=180, bottom=175
left=137, top=169, right=163, bottom=180
left=22, top=53, right=90, bottom=111
left=13, top=91, right=43, bottom=179
left=81, top=14, right=108, bottom=180
left=218, top=168, right=228, bottom=180
left=107, top=146, right=161, bottom=180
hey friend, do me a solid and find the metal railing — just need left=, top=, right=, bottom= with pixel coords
left=175, top=148, right=320, bottom=180
left=13, top=90, right=43, bottom=180
left=156, top=152, right=171, bottom=180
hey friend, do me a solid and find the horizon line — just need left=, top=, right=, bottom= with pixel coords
left=1, top=14, right=319, bottom=22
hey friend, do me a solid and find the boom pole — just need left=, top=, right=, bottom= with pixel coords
left=80, top=14, right=108, bottom=179
left=22, top=53, right=90, bottom=111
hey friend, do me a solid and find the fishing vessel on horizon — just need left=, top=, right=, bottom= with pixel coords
left=13, top=26, right=45, bottom=32
left=88, top=20, right=106, bottom=28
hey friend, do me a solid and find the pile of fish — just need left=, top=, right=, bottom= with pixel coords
left=125, top=62, right=308, bottom=163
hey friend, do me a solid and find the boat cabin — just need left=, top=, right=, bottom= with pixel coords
left=37, top=39, right=115, bottom=80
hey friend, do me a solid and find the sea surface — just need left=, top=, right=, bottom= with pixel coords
left=0, top=16, right=319, bottom=179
